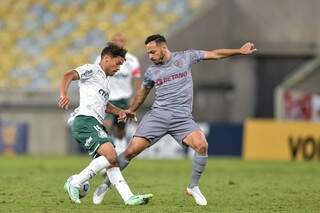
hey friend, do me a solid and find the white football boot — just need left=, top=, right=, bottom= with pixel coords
left=92, top=183, right=109, bottom=204
left=186, top=186, right=207, bottom=206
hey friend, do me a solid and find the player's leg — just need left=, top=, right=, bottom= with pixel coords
left=106, top=137, right=153, bottom=205
left=98, top=112, right=118, bottom=177
left=93, top=109, right=169, bottom=204
left=97, top=142, right=153, bottom=205
left=183, top=130, right=208, bottom=206
left=68, top=114, right=152, bottom=205
left=65, top=115, right=114, bottom=204
left=183, top=130, right=208, bottom=185
left=93, top=136, right=150, bottom=204
left=169, top=117, right=208, bottom=206
left=69, top=143, right=114, bottom=188
left=65, top=144, right=113, bottom=204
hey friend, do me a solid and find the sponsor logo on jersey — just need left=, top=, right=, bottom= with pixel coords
left=99, top=89, right=109, bottom=100
left=155, top=71, right=189, bottom=87
left=84, top=136, right=93, bottom=147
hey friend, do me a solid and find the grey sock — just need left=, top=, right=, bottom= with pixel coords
left=189, top=153, right=208, bottom=188
left=118, top=152, right=130, bottom=170
left=104, top=152, right=130, bottom=187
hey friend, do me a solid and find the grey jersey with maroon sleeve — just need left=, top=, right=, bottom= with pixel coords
left=142, top=50, right=204, bottom=117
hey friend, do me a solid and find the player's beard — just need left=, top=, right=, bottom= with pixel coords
left=154, top=51, right=165, bottom=65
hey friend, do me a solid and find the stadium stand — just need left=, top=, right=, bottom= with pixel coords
left=0, top=0, right=205, bottom=91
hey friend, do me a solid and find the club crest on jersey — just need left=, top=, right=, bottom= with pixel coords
left=81, top=70, right=93, bottom=78
left=154, top=69, right=161, bottom=76
left=174, top=59, right=184, bottom=68
left=99, top=89, right=109, bottom=100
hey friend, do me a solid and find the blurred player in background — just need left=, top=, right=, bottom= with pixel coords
left=58, top=43, right=152, bottom=205
left=95, top=33, right=141, bottom=154
left=93, top=34, right=256, bottom=206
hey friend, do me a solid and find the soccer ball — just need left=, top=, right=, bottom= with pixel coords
left=67, top=175, right=90, bottom=199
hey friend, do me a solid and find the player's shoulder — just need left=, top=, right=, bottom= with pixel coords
left=144, top=64, right=157, bottom=77
left=174, top=50, right=187, bottom=55
left=173, top=50, right=190, bottom=58
left=76, top=63, right=99, bottom=71
left=75, top=63, right=100, bottom=76
left=178, top=49, right=204, bottom=62
left=178, top=49, right=197, bottom=55
left=146, top=64, right=157, bottom=72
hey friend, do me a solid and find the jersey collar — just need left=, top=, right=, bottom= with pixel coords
left=160, top=52, right=174, bottom=66
left=96, top=64, right=107, bottom=77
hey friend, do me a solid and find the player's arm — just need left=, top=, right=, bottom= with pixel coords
left=58, top=70, right=79, bottom=110
left=130, top=77, right=141, bottom=105
left=203, top=42, right=257, bottom=60
left=106, top=102, right=124, bottom=116
left=129, top=86, right=152, bottom=113
left=132, top=78, right=141, bottom=95
left=106, top=102, right=135, bottom=122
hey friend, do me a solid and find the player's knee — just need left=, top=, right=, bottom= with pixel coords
left=107, top=156, right=118, bottom=166
left=102, top=152, right=118, bottom=166
left=124, top=149, right=137, bottom=161
left=195, top=141, right=208, bottom=155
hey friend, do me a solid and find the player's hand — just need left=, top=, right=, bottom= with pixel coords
left=125, top=109, right=137, bottom=121
left=239, top=42, right=257, bottom=55
left=117, top=110, right=137, bottom=123
left=58, top=96, right=71, bottom=110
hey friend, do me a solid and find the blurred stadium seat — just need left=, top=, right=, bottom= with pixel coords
left=0, top=0, right=205, bottom=91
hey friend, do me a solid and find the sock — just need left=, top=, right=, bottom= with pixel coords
left=104, top=152, right=130, bottom=187
left=189, top=152, right=208, bottom=188
left=71, top=156, right=110, bottom=187
left=107, top=167, right=134, bottom=202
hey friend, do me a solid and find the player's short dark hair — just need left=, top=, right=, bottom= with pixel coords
left=101, top=42, right=127, bottom=59
left=144, top=34, right=166, bottom=45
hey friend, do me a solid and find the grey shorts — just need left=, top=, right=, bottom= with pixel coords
left=134, top=109, right=200, bottom=147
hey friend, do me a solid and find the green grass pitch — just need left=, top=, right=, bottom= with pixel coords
left=0, top=156, right=319, bottom=212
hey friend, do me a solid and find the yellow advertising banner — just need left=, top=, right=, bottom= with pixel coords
left=243, top=119, right=320, bottom=161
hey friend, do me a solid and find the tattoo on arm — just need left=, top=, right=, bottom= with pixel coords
left=130, top=86, right=151, bottom=112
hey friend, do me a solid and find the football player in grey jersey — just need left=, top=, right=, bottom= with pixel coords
left=93, top=34, right=256, bottom=206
